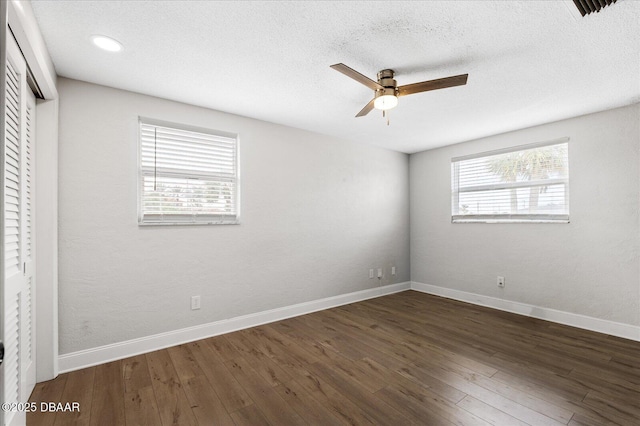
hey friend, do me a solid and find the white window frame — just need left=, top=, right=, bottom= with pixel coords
left=451, top=137, right=569, bottom=224
left=138, top=117, right=240, bottom=226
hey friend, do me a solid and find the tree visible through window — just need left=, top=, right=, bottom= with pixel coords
left=451, top=139, right=569, bottom=223
left=139, top=119, right=239, bottom=225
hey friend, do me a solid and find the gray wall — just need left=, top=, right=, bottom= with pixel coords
left=410, top=103, right=640, bottom=326
left=57, top=78, right=410, bottom=354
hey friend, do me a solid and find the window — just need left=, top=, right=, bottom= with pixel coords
left=451, top=138, right=569, bottom=223
left=138, top=118, right=239, bottom=225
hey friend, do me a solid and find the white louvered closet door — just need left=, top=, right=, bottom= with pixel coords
left=3, top=34, right=36, bottom=426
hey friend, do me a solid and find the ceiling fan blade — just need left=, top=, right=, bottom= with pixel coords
left=331, top=63, right=384, bottom=91
left=356, top=99, right=375, bottom=117
left=397, top=74, right=468, bottom=97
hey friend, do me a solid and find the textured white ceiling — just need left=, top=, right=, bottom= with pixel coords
left=30, top=0, right=640, bottom=153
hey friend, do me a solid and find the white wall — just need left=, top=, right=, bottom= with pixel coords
left=57, top=78, right=410, bottom=354
left=410, top=103, right=640, bottom=328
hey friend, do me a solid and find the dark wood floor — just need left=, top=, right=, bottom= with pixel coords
left=28, top=291, right=640, bottom=425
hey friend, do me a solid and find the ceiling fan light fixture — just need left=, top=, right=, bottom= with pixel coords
left=374, top=89, right=398, bottom=111
left=374, top=94, right=398, bottom=110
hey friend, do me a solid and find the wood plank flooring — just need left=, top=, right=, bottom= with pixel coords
left=28, top=291, right=640, bottom=425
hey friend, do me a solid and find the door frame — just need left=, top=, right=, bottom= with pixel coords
left=3, top=0, right=59, bottom=384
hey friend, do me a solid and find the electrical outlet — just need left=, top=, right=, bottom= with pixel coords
left=369, top=269, right=374, bottom=279
left=391, top=266, right=396, bottom=276
left=497, top=276, right=505, bottom=288
left=377, top=268, right=383, bottom=278
left=191, top=295, right=201, bottom=310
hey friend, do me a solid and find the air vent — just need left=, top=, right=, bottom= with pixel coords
left=572, top=0, right=617, bottom=17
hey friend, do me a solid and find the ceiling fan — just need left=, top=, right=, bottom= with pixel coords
left=330, top=63, right=468, bottom=119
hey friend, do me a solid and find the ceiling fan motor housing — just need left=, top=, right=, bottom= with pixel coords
left=376, top=69, right=398, bottom=97
left=374, top=69, right=399, bottom=110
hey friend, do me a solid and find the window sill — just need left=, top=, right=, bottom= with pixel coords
left=139, top=220, right=240, bottom=226
left=452, top=218, right=569, bottom=224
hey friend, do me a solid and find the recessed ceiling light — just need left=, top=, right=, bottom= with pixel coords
left=90, top=35, right=123, bottom=52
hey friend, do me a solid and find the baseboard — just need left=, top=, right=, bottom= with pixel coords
left=411, top=281, right=640, bottom=342
left=58, top=281, right=411, bottom=373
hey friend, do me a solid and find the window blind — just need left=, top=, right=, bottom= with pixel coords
left=451, top=139, right=569, bottom=223
left=139, top=120, right=239, bottom=225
